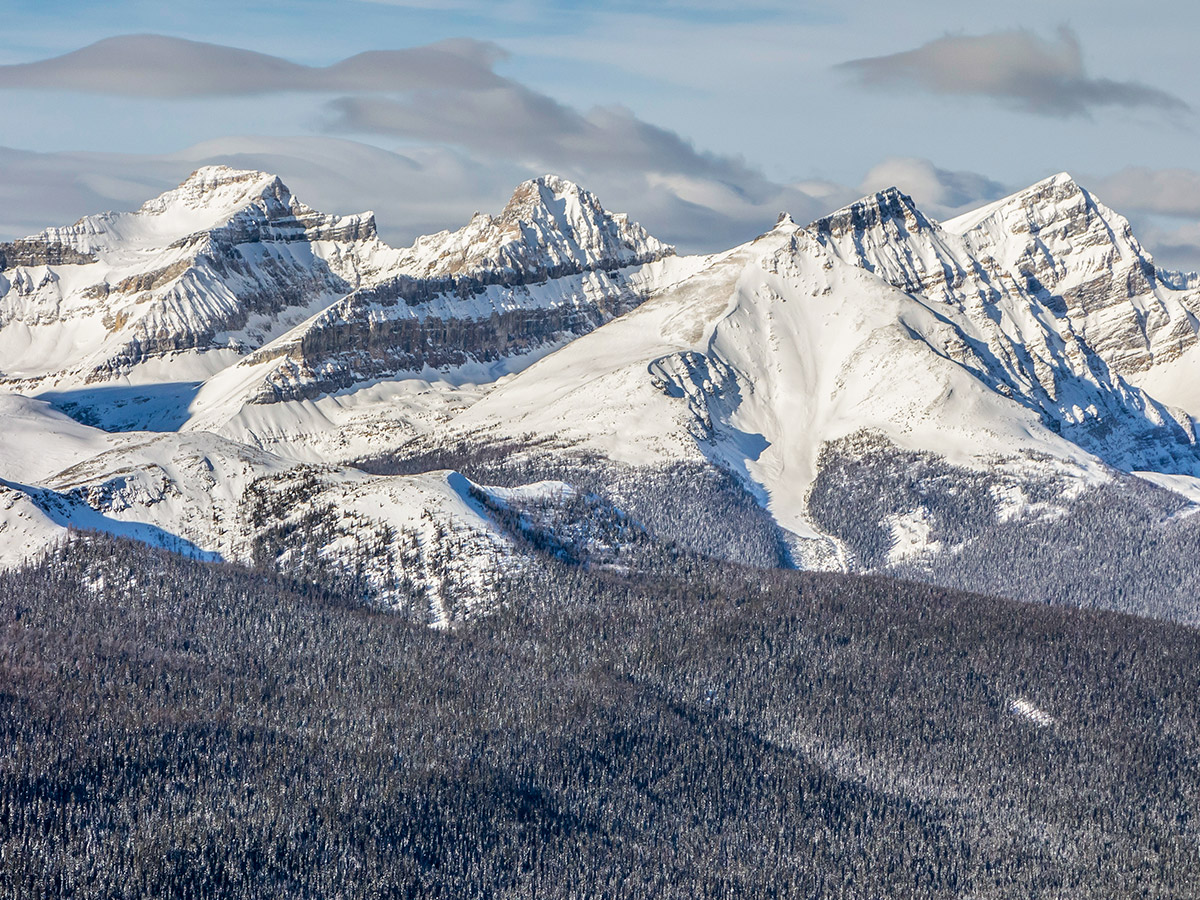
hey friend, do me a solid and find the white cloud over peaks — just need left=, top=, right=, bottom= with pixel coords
left=0, top=35, right=802, bottom=252
left=1091, top=167, right=1200, bottom=218
left=1084, top=167, right=1200, bottom=272
left=839, top=27, right=1189, bottom=118
left=0, top=35, right=507, bottom=97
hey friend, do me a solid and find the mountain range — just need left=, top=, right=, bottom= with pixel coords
left=2, top=164, right=1198, bottom=623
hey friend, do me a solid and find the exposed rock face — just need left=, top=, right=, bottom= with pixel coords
left=0, top=238, right=97, bottom=270
left=245, top=279, right=647, bottom=403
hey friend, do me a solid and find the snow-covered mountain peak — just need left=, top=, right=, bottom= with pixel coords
left=30, top=166, right=377, bottom=258
left=497, top=174, right=585, bottom=222
left=944, top=171, right=1139, bottom=259
left=805, top=186, right=967, bottom=298
left=942, top=171, right=1161, bottom=320
left=138, top=165, right=287, bottom=216
left=811, top=186, right=938, bottom=243
left=394, top=173, right=674, bottom=280
left=0, top=166, right=390, bottom=387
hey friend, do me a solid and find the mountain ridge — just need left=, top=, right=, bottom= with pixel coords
left=0, top=165, right=1198, bottom=624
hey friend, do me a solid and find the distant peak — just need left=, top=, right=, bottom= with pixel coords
left=775, top=212, right=798, bottom=228
left=810, top=186, right=935, bottom=238
left=831, top=186, right=924, bottom=218
left=943, top=171, right=1098, bottom=235
left=1010, top=171, right=1087, bottom=201
left=138, top=166, right=292, bottom=218
left=532, top=173, right=577, bottom=193
left=861, top=186, right=921, bottom=211
left=499, top=174, right=587, bottom=223
left=400, top=174, right=673, bottom=280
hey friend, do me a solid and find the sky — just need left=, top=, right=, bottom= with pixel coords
left=2, top=1, right=1200, bottom=267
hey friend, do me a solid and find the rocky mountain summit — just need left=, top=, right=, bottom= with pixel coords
left=0, top=167, right=1198, bottom=624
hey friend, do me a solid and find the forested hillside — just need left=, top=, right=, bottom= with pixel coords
left=1, top=535, right=1197, bottom=899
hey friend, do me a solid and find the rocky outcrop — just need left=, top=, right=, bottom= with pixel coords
left=248, top=290, right=644, bottom=403
left=0, top=238, right=96, bottom=270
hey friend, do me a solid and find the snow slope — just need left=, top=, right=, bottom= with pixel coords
left=449, top=217, right=1116, bottom=556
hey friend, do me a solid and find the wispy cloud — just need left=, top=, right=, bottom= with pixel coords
left=0, top=34, right=506, bottom=97
left=0, top=34, right=818, bottom=252
left=353, top=0, right=801, bottom=23
left=0, top=33, right=772, bottom=198
left=1086, top=167, right=1200, bottom=272
left=326, top=90, right=767, bottom=186
left=0, top=139, right=520, bottom=247
left=1092, top=166, right=1200, bottom=217
left=839, top=27, right=1189, bottom=118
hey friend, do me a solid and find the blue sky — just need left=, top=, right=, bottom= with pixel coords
left=3, top=1, right=1200, bottom=266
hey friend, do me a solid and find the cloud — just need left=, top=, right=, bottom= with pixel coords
left=0, top=33, right=807, bottom=254
left=839, top=27, right=1189, bottom=117
left=321, top=81, right=822, bottom=251
left=1091, top=167, right=1200, bottom=217
left=857, top=158, right=1008, bottom=219
left=1127, top=220, right=1200, bottom=274
left=0, top=34, right=506, bottom=97
left=355, top=0, right=798, bottom=22
left=1081, top=167, right=1200, bottom=273
left=0, top=34, right=783, bottom=233
left=325, top=90, right=768, bottom=187
left=0, top=139, right=526, bottom=249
